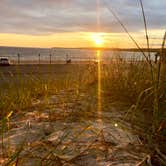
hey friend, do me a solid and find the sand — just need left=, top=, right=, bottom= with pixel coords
left=0, top=64, right=149, bottom=165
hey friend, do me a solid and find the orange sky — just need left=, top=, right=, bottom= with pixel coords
left=0, top=30, right=164, bottom=48
left=0, top=32, right=119, bottom=48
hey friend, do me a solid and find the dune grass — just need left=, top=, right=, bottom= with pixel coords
left=105, top=0, right=166, bottom=140
left=0, top=58, right=166, bottom=165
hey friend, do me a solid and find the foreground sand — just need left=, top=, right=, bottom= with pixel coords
left=0, top=88, right=147, bottom=165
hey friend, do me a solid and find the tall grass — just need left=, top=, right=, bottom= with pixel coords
left=139, top=0, right=166, bottom=134
left=102, top=3, right=166, bottom=164
left=105, top=0, right=166, bottom=134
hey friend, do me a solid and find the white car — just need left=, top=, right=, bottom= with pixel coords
left=0, top=58, right=10, bottom=66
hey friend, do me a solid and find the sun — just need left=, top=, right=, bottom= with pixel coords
left=92, top=33, right=104, bottom=47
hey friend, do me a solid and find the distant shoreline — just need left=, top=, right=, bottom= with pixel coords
left=0, top=46, right=163, bottom=52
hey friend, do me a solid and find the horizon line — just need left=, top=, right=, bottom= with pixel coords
left=0, top=45, right=163, bottom=51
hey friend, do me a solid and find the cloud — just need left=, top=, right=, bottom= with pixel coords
left=0, top=0, right=165, bottom=35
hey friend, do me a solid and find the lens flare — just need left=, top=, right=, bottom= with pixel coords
left=97, top=50, right=102, bottom=120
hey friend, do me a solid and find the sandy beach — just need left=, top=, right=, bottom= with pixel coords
left=0, top=61, right=165, bottom=165
left=0, top=77, right=146, bottom=165
left=0, top=63, right=151, bottom=165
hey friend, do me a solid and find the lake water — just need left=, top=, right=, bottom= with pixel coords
left=0, top=46, right=156, bottom=64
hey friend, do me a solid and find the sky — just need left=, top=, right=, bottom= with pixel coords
left=0, top=0, right=165, bottom=48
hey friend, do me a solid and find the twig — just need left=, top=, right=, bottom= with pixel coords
left=147, top=155, right=152, bottom=166
left=155, top=147, right=166, bottom=161
left=136, top=154, right=152, bottom=166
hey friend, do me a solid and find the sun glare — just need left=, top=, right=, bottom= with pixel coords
left=92, top=34, right=104, bottom=47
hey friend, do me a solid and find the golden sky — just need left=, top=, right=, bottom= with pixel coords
left=0, top=30, right=164, bottom=48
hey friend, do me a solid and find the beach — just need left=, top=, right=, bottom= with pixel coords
left=0, top=63, right=147, bottom=165
left=0, top=61, right=165, bottom=165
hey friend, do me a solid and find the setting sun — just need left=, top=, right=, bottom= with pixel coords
left=92, top=33, right=104, bottom=47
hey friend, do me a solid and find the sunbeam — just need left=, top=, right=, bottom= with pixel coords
left=97, top=50, right=102, bottom=124
left=96, top=0, right=103, bottom=126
